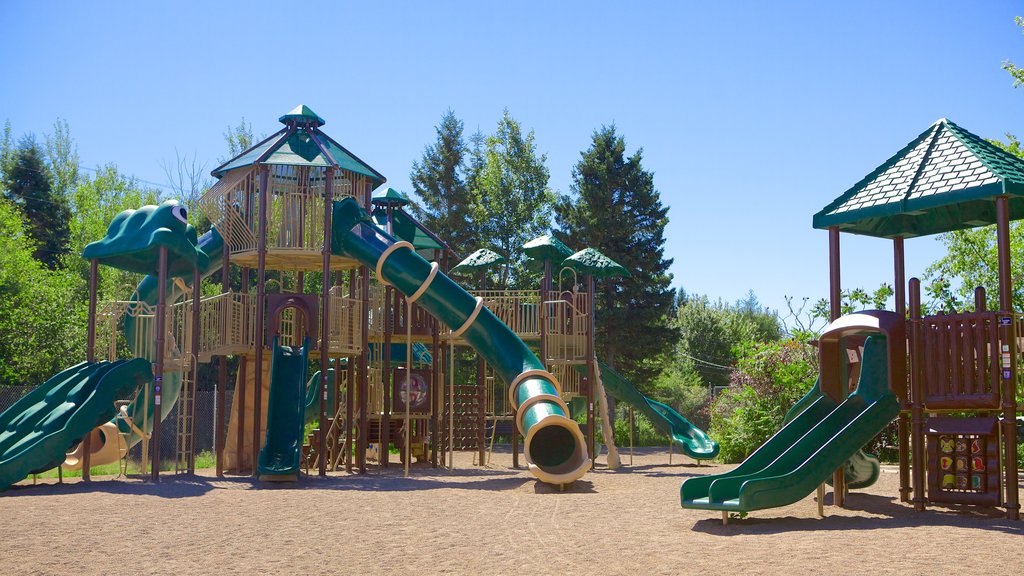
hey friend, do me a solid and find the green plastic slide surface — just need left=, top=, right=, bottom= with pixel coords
left=331, top=198, right=589, bottom=484
left=303, top=368, right=335, bottom=425
left=0, top=359, right=151, bottom=491
left=578, top=360, right=718, bottom=460
left=258, top=338, right=310, bottom=480
left=680, top=335, right=899, bottom=512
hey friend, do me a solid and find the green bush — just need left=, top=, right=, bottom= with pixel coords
left=709, top=340, right=816, bottom=463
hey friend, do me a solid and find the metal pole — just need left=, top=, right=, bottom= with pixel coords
left=405, top=298, right=412, bottom=477
left=216, top=240, right=230, bottom=477
left=152, top=246, right=168, bottom=482
left=995, top=196, right=1020, bottom=521
left=587, top=275, right=597, bottom=466
left=908, top=278, right=926, bottom=512
left=382, top=287, right=393, bottom=467
left=190, top=265, right=201, bottom=473
left=827, top=227, right=845, bottom=506
left=319, top=167, right=334, bottom=477
left=346, top=269, right=356, bottom=474
left=358, top=265, right=369, bottom=474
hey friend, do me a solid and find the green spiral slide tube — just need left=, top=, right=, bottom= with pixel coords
left=331, top=198, right=589, bottom=485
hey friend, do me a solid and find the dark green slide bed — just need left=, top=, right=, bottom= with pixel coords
left=258, top=338, right=310, bottom=481
left=0, top=359, right=151, bottom=491
left=680, top=336, right=898, bottom=512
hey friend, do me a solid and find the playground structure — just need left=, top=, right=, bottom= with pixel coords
left=0, top=105, right=709, bottom=490
left=683, top=117, right=1023, bottom=522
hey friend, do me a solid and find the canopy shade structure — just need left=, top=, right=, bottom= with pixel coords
left=371, top=187, right=411, bottom=207
left=370, top=207, right=446, bottom=252
left=813, top=118, right=1024, bottom=239
left=450, top=248, right=506, bottom=274
left=561, top=248, right=630, bottom=279
left=210, top=104, right=385, bottom=185
left=523, top=234, right=573, bottom=262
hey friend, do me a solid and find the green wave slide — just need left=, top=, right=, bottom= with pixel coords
left=258, top=338, right=310, bottom=481
left=576, top=360, right=718, bottom=460
left=680, top=335, right=899, bottom=513
left=0, top=359, right=151, bottom=490
left=331, top=198, right=590, bottom=485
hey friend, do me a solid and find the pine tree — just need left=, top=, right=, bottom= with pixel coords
left=556, top=125, right=678, bottom=390
left=2, top=137, right=71, bottom=269
left=409, top=110, right=476, bottom=256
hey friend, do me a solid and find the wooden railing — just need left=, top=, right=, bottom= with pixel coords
left=917, top=311, right=1002, bottom=409
left=471, top=290, right=541, bottom=338
left=543, top=290, right=590, bottom=365
left=327, top=290, right=364, bottom=355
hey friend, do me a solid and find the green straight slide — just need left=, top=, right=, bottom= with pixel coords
left=0, top=359, right=151, bottom=491
left=680, top=335, right=899, bottom=512
left=303, top=367, right=336, bottom=425
left=332, top=198, right=589, bottom=485
left=581, top=360, right=718, bottom=460
left=258, top=337, right=310, bottom=481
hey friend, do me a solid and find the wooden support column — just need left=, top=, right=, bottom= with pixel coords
left=252, top=165, right=269, bottom=477
left=431, top=315, right=440, bottom=468
left=908, top=278, right=926, bottom=512
left=189, top=265, right=201, bottom=473
left=586, top=275, right=597, bottom=465
left=382, top=287, right=393, bottom=467
left=893, top=237, right=911, bottom=503
left=346, top=269, right=356, bottom=474
left=216, top=240, right=230, bottom=477
left=236, top=267, right=250, bottom=474
left=151, top=245, right=169, bottom=482
left=995, top=196, right=1020, bottom=521
left=828, top=226, right=846, bottom=506
left=358, top=265, right=370, bottom=474
left=318, top=167, right=334, bottom=477
left=83, top=259, right=99, bottom=482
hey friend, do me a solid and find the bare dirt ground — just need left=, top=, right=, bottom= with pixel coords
left=1, top=448, right=1021, bottom=575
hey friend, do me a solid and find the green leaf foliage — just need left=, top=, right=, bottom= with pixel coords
left=2, top=136, right=71, bottom=269
left=555, top=125, right=677, bottom=386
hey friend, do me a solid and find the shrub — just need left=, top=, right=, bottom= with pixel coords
left=708, top=340, right=817, bottom=463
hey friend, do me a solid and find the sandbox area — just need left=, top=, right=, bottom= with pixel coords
left=1, top=448, right=1021, bottom=575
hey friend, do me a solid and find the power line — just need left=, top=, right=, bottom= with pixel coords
left=677, top=351, right=734, bottom=372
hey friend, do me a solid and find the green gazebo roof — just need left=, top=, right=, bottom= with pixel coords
left=561, top=248, right=630, bottom=279
left=523, top=234, right=573, bottom=262
left=813, top=118, right=1024, bottom=239
left=371, top=207, right=445, bottom=252
left=211, top=105, right=385, bottom=184
left=451, top=248, right=506, bottom=273
left=371, top=187, right=411, bottom=207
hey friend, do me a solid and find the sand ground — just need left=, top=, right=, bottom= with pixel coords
left=1, top=448, right=1021, bottom=575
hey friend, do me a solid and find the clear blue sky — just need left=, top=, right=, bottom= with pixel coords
left=3, top=1, right=1022, bottom=320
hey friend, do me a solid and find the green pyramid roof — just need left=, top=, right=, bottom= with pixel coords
left=371, top=207, right=445, bottom=252
left=451, top=248, right=506, bottom=273
left=371, top=187, right=411, bottom=207
left=279, top=104, right=326, bottom=127
left=813, top=118, right=1024, bottom=238
left=211, top=106, right=385, bottom=184
left=523, top=234, right=573, bottom=262
left=561, top=248, right=629, bottom=279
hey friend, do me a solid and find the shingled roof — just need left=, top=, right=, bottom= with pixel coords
left=813, top=118, right=1024, bottom=238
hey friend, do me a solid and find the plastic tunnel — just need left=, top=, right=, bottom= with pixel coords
left=331, top=198, right=590, bottom=485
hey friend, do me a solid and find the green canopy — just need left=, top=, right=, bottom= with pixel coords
left=813, top=118, right=1024, bottom=239
left=451, top=248, right=506, bottom=274
left=82, top=200, right=209, bottom=277
left=371, top=208, right=445, bottom=252
left=523, top=234, right=573, bottom=263
left=211, top=105, right=386, bottom=185
left=561, top=248, right=629, bottom=279
left=372, top=187, right=411, bottom=207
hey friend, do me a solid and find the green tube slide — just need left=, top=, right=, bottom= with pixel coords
left=303, top=368, right=336, bottom=425
left=680, top=335, right=899, bottom=513
left=331, top=198, right=589, bottom=485
left=258, top=337, right=310, bottom=481
left=577, top=360, right=718, bottom=460
left=0, top=359, right=152, bottom=490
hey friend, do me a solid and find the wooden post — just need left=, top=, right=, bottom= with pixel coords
left=586, top=275, right=596, bottom=465
left=83, top=259, right=99, bottom=482
left=358, top=265, right=370, bottom=474
left=382, top=287, right=393, bottom=468
left=995, top=196, right=1020, bottom=521
left=252, top=165, right=270, bottom=477
left=190, top=265, right=201, bottom=473
left=237, top=267, right=250, bottom=474
left=431, top=314, right=440, bottom=468
left=319, top=167, right=334, bottom=477
left=908, top=278, right=926, bottom=512
left=346, top=269, right=356, bottom=474
left=152, top=246, right=169, bottom=482
left=216, top=240, right=230, bottom=477
left=405, top=298, right=412, bottom=477
left=893, top=237, right=911, bottom=503
left=828, top=227, right=845, bottom=506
